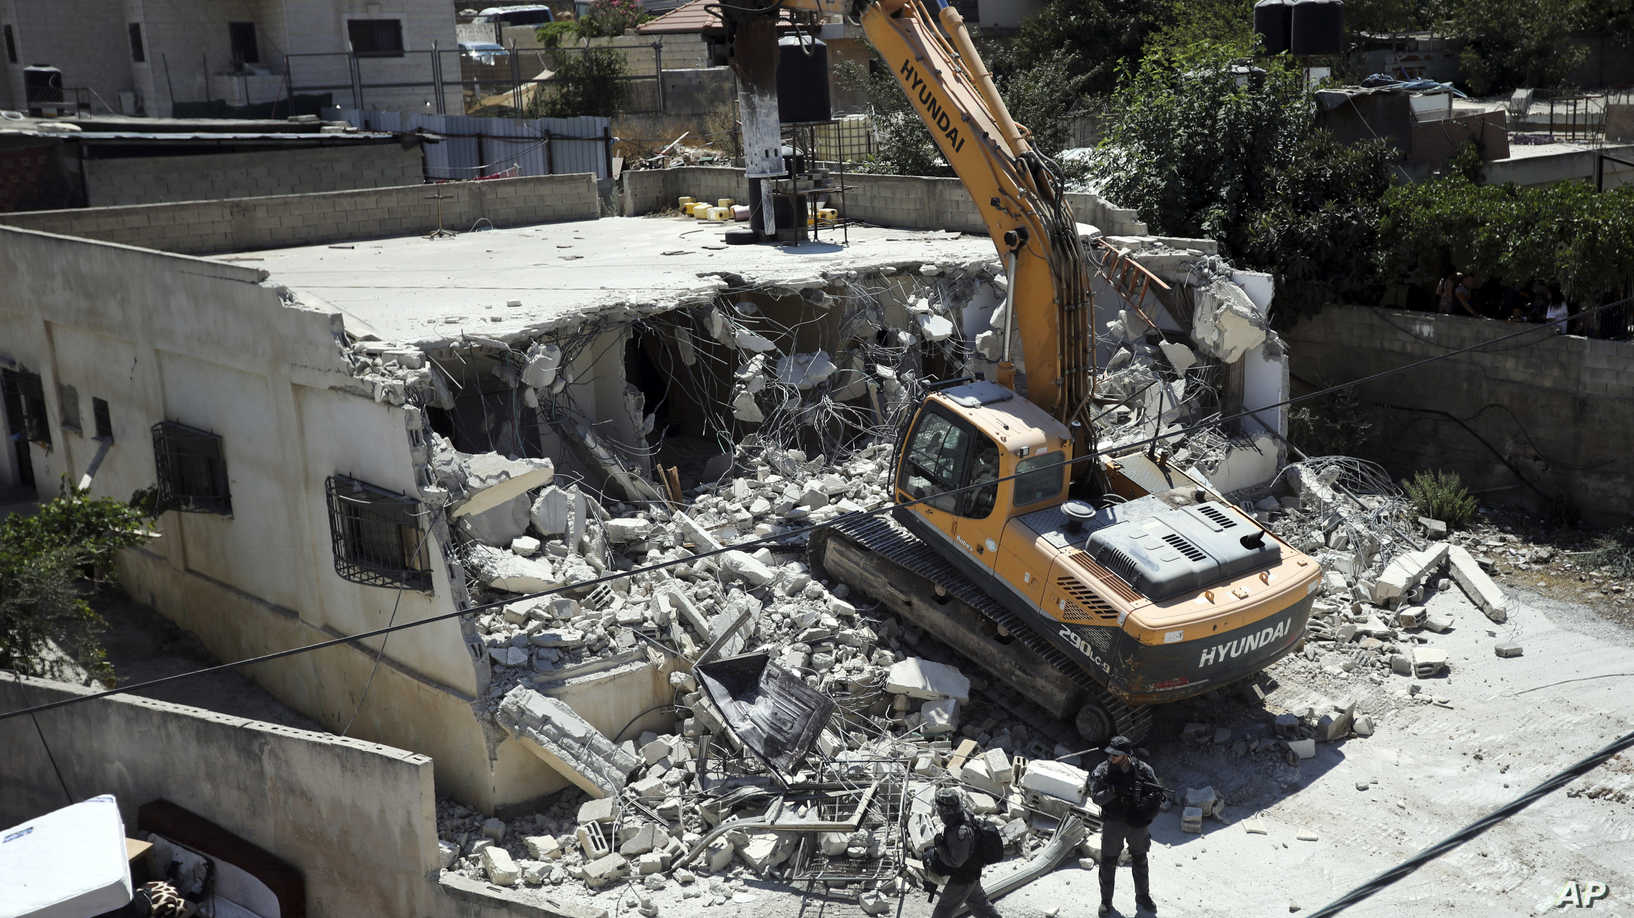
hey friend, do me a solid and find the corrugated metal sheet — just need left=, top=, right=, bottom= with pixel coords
left=335, top=108, right=609, bottom=180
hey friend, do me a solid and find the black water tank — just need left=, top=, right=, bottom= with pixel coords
left=23, top=66, right=63, bottom=104
left=1253, top=0, right=1292, bottom=55
left=777, top=35, right=831, bottom=124
left=1290, top=0, right=1344, bottom=55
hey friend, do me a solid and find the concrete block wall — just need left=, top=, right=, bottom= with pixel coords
left=0, top=172, right=599, bottom=254
left=82, top=144, right=426, bottom=207
left=1065, top=191, right=1150, bottom=236
left=620, top=165, right=1153, bottom=237
left=1286, top=305, right=1634, bottom=524
left=0, top=674, right=442, bottom=917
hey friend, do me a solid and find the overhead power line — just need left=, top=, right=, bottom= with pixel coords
left=1309, top=726, right=1634, bottom=917
left=2, top=296, right=1628, bottom=728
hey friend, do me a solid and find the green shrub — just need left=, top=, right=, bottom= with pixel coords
left=536, top=20, right=578, bottom=48
left=0, top=486, right=152, bottom=680
left=1404, top=469, right=1478, bottom=529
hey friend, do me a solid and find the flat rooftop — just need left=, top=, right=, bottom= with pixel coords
left=231, top=217, right=995, bottom=346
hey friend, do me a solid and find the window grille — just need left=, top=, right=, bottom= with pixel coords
left=325, top=475, right=432, bottom=591
left=151, top=421, right=231, bottom=515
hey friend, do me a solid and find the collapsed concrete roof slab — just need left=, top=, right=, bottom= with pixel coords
left=232, top=217, right=995, bottom=347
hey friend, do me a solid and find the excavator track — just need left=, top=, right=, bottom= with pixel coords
left=810, top=513, right=1152, bottom=744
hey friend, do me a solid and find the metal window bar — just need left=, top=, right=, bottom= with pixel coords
left=151, top=421, right=232, bottom=515
left=325, top=475, right=433, bottom=591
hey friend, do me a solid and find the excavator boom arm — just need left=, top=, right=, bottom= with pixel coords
left=775, top=0, right=1097, bottom=424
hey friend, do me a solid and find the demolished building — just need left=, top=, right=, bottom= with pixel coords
left=0, top=174, right=1296, bottom=826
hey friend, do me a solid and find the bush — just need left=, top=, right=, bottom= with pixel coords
left=537, top=20, right=578, bottom=48
left=1403, top=469, right=1478, bottom=529
left=0, top=486, right=152, bottom=680
left=575, top=0, right=647, bottom=38
left=538, top=47, right=629, bottom=117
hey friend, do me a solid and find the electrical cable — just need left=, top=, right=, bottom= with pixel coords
left=1307, top=725, right=1634, bottom=917
left=3, top=295, right=1627, bottom=729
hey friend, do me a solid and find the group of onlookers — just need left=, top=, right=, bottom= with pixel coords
left=1429, top=272, right=1628, bottom=338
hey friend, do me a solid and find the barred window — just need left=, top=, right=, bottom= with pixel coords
left=325, top=475, right=432, bottom=591
left=151, top=421, right=231, bottom=515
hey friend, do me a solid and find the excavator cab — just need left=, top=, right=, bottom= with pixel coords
left=873, top=381, right=1322, bottom=740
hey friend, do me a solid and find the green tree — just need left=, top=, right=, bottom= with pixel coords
left=1009, top=0, right=1165, bottom=96
left=539, top=47, right=630, bottom=117
left=1247, top=131, right=1397, bottom=321
left=1377, top=177, right=1634, bottom=303
left=1436, top=0, right=1586, bottom=93
left=994, top=51, right=1094, bottom=158
left=0, top=488, right=152, bottom=680
left=1089, top=40, right=1313, bottom=258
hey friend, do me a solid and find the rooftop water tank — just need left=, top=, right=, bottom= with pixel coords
left=1253, top=0, right=1292, bottom=55
left=1289, top=0, right=1344, bottom=55
left=777, top=35, right=830, bottom=124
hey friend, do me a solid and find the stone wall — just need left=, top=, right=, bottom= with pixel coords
left=1286, top=304, right=1634, bottom=524
left=0, top=674, right=442, bottom=917
left=619, top=165, right=1150, bottom=236
left=82, top=144, right=427, bottom=207
left=0, top=173, right=599, bottom=254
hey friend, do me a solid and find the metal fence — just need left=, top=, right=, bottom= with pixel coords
left=286, top=45, right=666, bottom=119
left=334, top=109, right=614, bottom=180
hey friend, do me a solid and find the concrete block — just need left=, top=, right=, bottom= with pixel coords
left=1448, top=545, right=1508, bottom=623
left=720, top=550, right=776, bottom=587
left=481, top=846, right=522, bottom=886
left=1412, top=647, right=1449, bottom=678
left=885, top=657, right=970, bottom=701
left=1494, top=641, right=1523, bottom=658
left=1183, top=786, right=1219, bottom=818
left=1180, top=806, right=1204, bottom=833
left=1372, top=543, right=1449, bottom=606
left=737, top=831, right=795, bottom=872
left=496, top=686, right=640, bottom=798
left=1352, top=715, right=1375, bottom=736
left=1394, top=606, right=1425, bottom=629
left=1286, top=738, right=1317, bottom=760
left=583, top=853, right=628, bottom=888
left=524, top=835, right=562, bottom=860
left=1422, top=610, right=1455, bottom=633
left=619, top=824, right=670, bottom=857
left=920, top=697, right=958, bottom=736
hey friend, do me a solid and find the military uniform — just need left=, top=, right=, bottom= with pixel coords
left=1087, top=737, right=1161, bottom=914
left=929, top=790, right=1001, bottom=918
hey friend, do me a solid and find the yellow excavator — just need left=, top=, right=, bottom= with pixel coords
left=727, top=0, right=1323, bottom=742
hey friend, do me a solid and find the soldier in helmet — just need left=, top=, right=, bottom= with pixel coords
left=1088, top=736, right=1162, bottom=915
left=925, top=787, right=1001, bottom=918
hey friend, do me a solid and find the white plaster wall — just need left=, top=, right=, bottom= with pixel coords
left=293, top=382, right=477, bottom=695
left=0, top=226, right=524, bottom=806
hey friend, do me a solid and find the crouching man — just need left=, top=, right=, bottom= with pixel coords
left=925, top=787, right=1002, bottom=918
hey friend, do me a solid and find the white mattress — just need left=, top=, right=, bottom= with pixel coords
left=0, top=794, right=133, bottom=918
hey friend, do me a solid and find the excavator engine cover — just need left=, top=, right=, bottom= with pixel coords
left=1084, top=500, right=1281, bottom=602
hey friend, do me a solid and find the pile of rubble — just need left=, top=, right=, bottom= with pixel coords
left=430, top=437, right=1130, bottom=911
